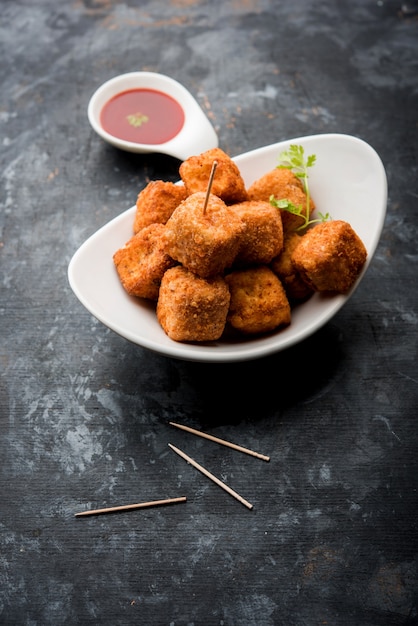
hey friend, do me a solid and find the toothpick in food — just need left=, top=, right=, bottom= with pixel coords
left=202, top=160, right=218, bottom=214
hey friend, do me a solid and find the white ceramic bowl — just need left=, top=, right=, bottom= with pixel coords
left=87, top=71, right=218, bottom=161
left=68, top=133, right=387, bottom=363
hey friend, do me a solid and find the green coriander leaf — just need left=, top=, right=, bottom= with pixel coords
left=307, top=154, right=316, bottom=168
left=270, top=196, right=303, bottom=215
left=318, top=212, right=330, bottom=222
left=270, top=144, right=330, bottom=230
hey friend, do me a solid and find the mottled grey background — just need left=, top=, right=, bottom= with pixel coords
left=1, top=1, right=418, bottom=625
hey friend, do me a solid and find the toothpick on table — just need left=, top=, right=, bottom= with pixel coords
left=168, top=443, right=253, bottom=510
left=202, top=160, right=218, bottom=215
left=169, top=421, right=270, bottom=462
left=74, top=496, right=187, bottom=518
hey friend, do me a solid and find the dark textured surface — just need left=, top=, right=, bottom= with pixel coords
left=1, top=1, right=418, bottom=625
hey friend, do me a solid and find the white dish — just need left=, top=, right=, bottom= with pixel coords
left=87, top=71, right=218, bottom=161
left=68, top=133, right=387, bottom=363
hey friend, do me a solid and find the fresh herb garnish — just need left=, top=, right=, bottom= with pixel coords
left=127, top=112, right=149, bottom=128
left=270, top=144, right=330, bottom=230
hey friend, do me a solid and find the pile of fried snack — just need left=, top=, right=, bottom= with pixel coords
left=113, top=148, right=367, bottom=342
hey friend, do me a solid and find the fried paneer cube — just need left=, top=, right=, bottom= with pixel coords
left=247, top=168, right=315, bottom=232
left=225, top=266, right=291, bottom=335
left=133, top=180, right=188, bottom=234
left=164, top=192, right=245, bottom=278
left=230, top=200, right=284, bottom=266
left=113, top=223, right=176, bottom=300
left=271, top=231, right=314, bottom=302
left=291, top=220, right=367, bottom=293
left=179, top=147, right=248, bottom=205
left=157, top=266, right=230, bottom=342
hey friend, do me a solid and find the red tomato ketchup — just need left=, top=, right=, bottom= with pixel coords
left=100, top=88, right=185, bottom=144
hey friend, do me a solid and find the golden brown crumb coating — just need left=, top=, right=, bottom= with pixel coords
left=247, top=168, right=315, bottom=232
left=179, top=147, right=248, bottom=205
left=164, top=192, right=245, bottom=278
left=157, top=266, right=230, bottom=342
left=225, top=266, right=291, bottom=335
left=291, top=220, right=367, bottom=293
left=230, top=200, right=284, bottom=266
left=133, top=180, right=188, bottom=234
left=271, top=231, right=314, bottom=302
left=113, top=223, right=176, bottom=300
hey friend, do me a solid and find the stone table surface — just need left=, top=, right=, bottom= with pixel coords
left=1, top=1, right=418, bottom=625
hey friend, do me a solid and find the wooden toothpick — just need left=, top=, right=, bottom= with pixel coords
left=168, top=443, right=253, bottom=510
left=74, top=496, right=187, bottom=518
left=202, top=160, right=218, bottom=214
left=169, top=421, right=270, bottom=462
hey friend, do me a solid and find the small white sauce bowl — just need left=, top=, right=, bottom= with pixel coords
left=87, top=71, right=218, bottom=161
